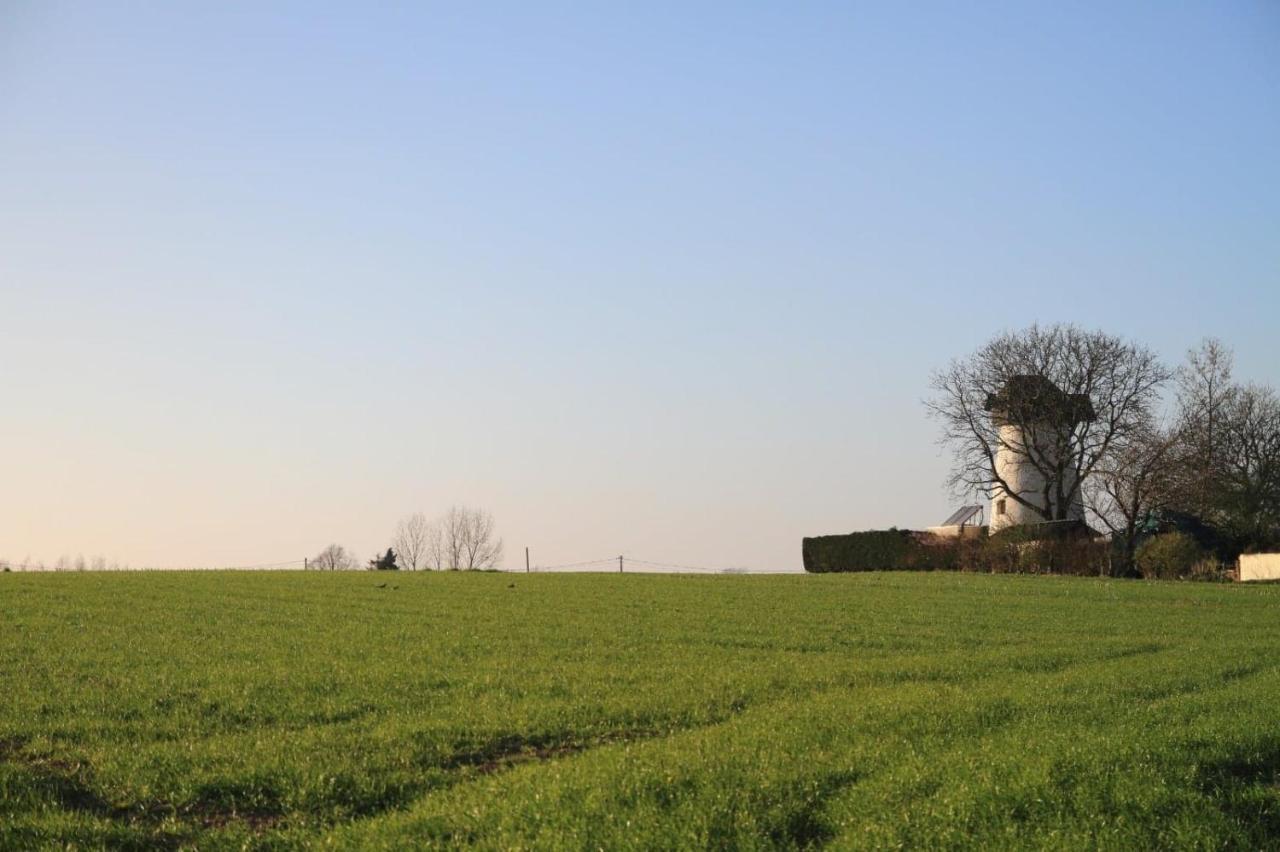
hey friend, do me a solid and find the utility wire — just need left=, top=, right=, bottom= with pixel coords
left=626, top=559, right=725, bottom=573
left=532, top=557, right=619, bottom=571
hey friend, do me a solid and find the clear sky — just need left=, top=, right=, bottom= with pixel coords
left=1, top=2, right=1277, bottom=571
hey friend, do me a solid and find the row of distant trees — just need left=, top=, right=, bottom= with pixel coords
left=0, top=555, right=129, bottom=572
left=311, top=506, right=504, bottom=571
left=929, top=327, right=1279, bottom=574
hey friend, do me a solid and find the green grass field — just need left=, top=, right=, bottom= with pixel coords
left=3, top=571, right=1280, bottom=850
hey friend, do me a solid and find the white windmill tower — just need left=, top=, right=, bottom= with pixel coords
left=984, top=375, right=1095, bottom=532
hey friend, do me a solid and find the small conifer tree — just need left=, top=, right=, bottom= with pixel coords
left=369, top=548, right=399, bottom=571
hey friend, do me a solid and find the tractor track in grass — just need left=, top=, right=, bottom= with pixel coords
left=442, top=729, right=659, bottom=775
left=0, top=735, right=283, bottom=847
left=0, top=703, right=758, bottom=843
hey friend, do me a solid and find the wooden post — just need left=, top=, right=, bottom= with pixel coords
left=525, top=547, right=530, bottom=573
left=618, top=554, right=623, bottom=573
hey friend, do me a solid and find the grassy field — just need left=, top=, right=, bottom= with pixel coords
left=2, top=571, right=1280, bottom=850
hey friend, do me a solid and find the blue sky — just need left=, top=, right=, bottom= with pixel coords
left=1, top=2, right=1277, bottom=570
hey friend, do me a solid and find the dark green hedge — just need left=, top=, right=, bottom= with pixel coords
left=802, top=530, right=957, bottom=573
left=987, top=519, right=1093, bottom=543
left=802, top=523, right=1112, bottom=575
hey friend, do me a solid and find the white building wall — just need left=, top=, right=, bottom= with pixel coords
left=924, top=524, right=986, bottom=540
left=990, top=424, right=1085, bottom=532
left=1239, top=553, right=1280, bottom=582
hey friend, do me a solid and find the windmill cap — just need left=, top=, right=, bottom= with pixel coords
left=984, top=375, right=1096, bottom=423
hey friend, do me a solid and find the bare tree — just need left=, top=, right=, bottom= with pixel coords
left=436, top=506, right=503, bottom=570
left=1085, top=419, right=1179, bottom=575
left=1217, top=384, right=1280, bottom=547
left=461, top=507, right=503, bottom=570
left=1170, top=338, right=1237, bottom=518
left=440, top=506, right=466, bottom=570
left=424, top=520, right=446, bottom=571
left=312, top=543, right=358, bottom=571
left=1161, top=340, right=1280, bottom=550
left=392, top=513, right=432, bottom=572
left=928, top=324, right=1170, bottom=523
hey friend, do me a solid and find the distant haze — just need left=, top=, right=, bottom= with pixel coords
left=1, top=3, right=1276, bottom=570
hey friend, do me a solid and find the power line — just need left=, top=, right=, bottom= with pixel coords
left=518, top=555, right=748, bottom=574
left=626, top=558, right=721, bottom=572
left=531, top=557, right=618, bottom=571
left=223, top=559, right=306, bottom=570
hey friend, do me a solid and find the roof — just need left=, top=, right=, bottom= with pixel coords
left=939, top=505, right=983, bottom=526
left=984, top=375, right=1095, bottom=424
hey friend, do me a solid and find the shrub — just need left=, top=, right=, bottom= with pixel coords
left=1135, top=533, right=1206, bottom=580
left=980, top=523, right=1107, bottom=576
left=1188, top=558, right=1228, bottom=582
left=977, top=535, right=1022, bottom=574
left=1147, top=510, right=1240, bottom=562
